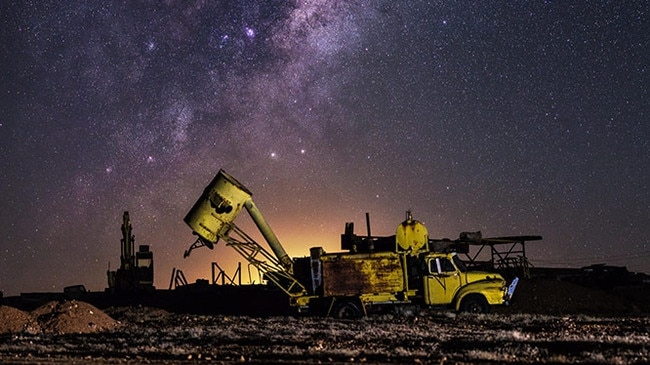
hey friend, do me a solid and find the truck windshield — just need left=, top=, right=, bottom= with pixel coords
left=452, top=255, right=467, bottom=272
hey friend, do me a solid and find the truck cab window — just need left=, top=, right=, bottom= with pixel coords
left=440, top=258, right=455, bottom=272
left=430, top=259, right=440, bottom=274
left=452, top=255, right=467, bottom=272
left=430, top=258, right=456, bottom=274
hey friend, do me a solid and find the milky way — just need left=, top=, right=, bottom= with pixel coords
left=1, top=1, right=648, bottom=295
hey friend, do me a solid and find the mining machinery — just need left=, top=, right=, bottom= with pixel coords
left=183, top=169, right=521, bottom=317
left=106, top=211, right=154, bottom=292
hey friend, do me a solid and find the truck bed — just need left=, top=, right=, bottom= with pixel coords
left=320, top=251, right=405, bottom=297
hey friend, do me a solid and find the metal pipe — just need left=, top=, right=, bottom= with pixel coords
left=365, top=212, right=371, bottom=237
left=366, top=212, right=374, bottom=251
left=244, top=199, right=293, bottom=270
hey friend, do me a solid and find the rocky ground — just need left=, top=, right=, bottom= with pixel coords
left=0, top=279, right=649, bottom=364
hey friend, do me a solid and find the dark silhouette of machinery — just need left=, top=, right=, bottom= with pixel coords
left=106, top=211, right=154, bottom=292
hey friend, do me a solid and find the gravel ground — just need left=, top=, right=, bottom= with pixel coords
left=1, top=305, right=649, bottom=364
left=1, top=279, right=649, bottom=364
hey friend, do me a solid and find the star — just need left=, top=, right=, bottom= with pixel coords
left=0, top=0, right=647, bottom=296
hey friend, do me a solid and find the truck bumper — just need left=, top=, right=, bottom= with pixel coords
left=503, top=277, right=519, bottom=304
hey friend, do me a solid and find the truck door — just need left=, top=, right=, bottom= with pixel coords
left=424, top=257, right=462, bottom=305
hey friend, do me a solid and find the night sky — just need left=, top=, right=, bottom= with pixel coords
left=1, top=1, right=648, bottom=296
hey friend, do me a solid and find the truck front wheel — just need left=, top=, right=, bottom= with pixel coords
left=332, top=299, right=363, bottom=319
left=459, top=294, right=489, bottom=314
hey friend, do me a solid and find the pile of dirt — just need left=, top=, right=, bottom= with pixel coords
left=0, top=300, right=120, bottom=335
left=501, top=278, right=630, bottom=315
left=0, top=305, right=40, bottom=334
left=33, top=300, right=120, bottom=334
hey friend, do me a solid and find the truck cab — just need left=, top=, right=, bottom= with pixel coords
left=423, top=252, right=512, bottom=312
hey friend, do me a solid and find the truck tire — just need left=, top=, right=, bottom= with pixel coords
left=460, top=294, right=489, bottom=314
left=332, top=300, right=363, bottom=319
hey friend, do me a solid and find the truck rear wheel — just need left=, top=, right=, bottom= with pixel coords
left=332, top=299, right=363, bottom=319
left=460, top=294, right=489, bottom=314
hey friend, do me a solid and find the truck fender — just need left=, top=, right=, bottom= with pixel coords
left=453, top=280, right=502, bottom=312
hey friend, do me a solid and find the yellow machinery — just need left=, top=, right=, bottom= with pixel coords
left=183, top=170, right=309, bottom=301
left=183, top=169, right=519, bottom=317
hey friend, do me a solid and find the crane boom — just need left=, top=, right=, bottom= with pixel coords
left=244, top=199, right=292, bottom=270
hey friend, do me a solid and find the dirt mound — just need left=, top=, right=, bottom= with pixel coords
left=502, top=278, right=629, bottom=315
left=0, top=306, right=41, bottom=334
left=32, top=300, right=120, bottom=334
left=1, top=300, right=120, bottom=335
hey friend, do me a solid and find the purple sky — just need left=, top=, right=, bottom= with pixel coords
left=1, top=1, right=648, bottom=295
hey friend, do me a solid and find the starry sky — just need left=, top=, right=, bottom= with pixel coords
left=1, top=1, right=648, bottom=296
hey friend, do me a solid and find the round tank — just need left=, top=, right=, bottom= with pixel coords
left=184, top=170, right=252, bottom=243
left=396, top=217, right=429, bottom=253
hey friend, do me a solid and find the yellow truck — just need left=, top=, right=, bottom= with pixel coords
left=183, top=169, right=518, bottom=317
left=304, top=248, right=516, bottom=317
